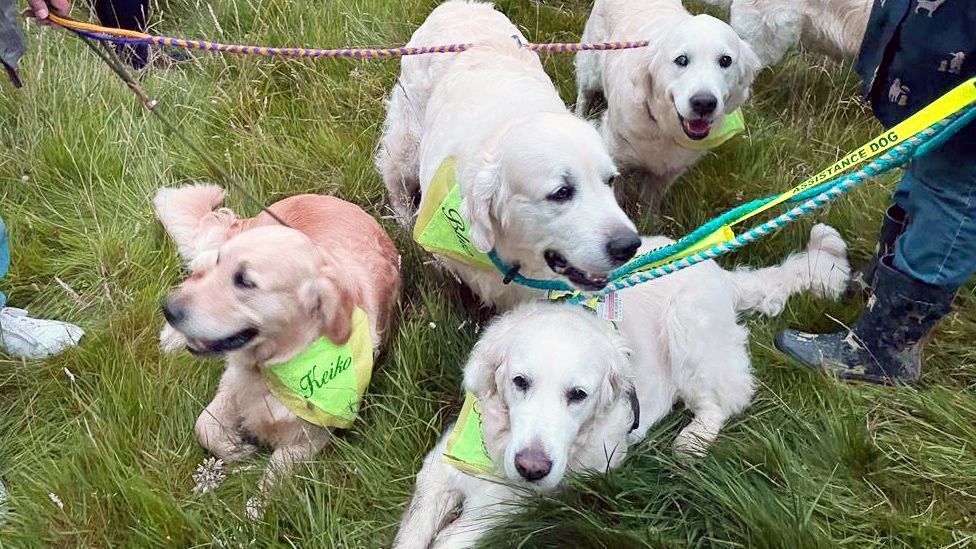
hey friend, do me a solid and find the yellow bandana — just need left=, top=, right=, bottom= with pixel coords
left=263, top=307, right=373, bottom=429
left=442, top=392, right=495, bottom=476
left=673, top=108, right=745, bottom=151
left=413, top=158, right=495, bottom=270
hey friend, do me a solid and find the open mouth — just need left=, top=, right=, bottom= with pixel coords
left=677, top=113, right=712, bottom=140
left=544, top=250, right=609, bottom=291
left=185, top=327, right=259, bottom=356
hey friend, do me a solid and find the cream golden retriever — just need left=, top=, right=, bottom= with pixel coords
left=154, top=184, right=400, bottom=497
left=376, top=0, right=640, bottom=309
left=575, top=0, right=761, bottom=202
left=395, top=224, right=849, bottom=548
left=702, top=0, right=872, bottom=67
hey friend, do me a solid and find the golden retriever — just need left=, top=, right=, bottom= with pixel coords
left=154, top=184, right=400, bottom=505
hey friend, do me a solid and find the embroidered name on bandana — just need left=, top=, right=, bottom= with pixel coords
left=442, top=392, right=495, bottom=476
left=264, top=307, right=373, bottom=429
left=674, top=108, right=745, bottom=151
left=413, top=157, right=495, bottom=270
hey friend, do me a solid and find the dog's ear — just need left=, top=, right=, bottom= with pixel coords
left=726, top=38, right=762, bottom=111
left=460, top=154, right=501, bottom=252
left=463, top=307, right=528, bottom=403
left=598, top=329, right=634, bottom=411
left=299, top=264, right=355, bottom=345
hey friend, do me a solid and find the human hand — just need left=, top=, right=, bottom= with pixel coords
left=25, top=0, right=69, bottom=20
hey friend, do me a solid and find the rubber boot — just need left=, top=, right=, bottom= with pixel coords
left=846, top=204, right=908, bottom=298
left=775, top=259, right=954, bottom=385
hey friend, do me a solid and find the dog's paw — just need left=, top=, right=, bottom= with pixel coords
left=159, top=323, right=186, bottom=354
left=805, top=224, right=850, bottom=300
left=672, top=432, right=710, bottom=461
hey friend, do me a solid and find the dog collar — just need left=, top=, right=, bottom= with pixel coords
left=442, top=388, right=640, bottom=477
left=263, top=307, right=373, bottom=429
left=413, top=157, right=495, bottom=270
left=673, top=108, right=745, bottom=151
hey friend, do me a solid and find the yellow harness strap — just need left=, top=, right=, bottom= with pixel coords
left=413, top=158, right=495, bottom=270
left=263, top=307, right=373, bottom=429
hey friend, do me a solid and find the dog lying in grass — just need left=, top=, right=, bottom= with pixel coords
left=376, top=0, right=640, bottom=309
left=395, top=224, right=848, bottom=548
left=575, top=0, right=761, bottom=203
left=154, top=184, right=400, bottom=501
left=701, top=0, right=872, bottom=68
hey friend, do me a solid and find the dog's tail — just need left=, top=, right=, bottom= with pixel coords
left=729, top=224, right=850, bottom=316
left=153, top=184, right=237, bottom=267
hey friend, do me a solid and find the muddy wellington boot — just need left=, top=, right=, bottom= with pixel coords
left=846, top=204, right=908, bottom=298
left=775, top=259, right=955, bottom=385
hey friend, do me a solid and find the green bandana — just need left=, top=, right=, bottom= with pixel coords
left=413, top=158, right=495, bottom=270
left=442, top=392, right=495, bottom=476
left=263, top=307, right=373, bottom=429
left=673, top=108, right=745, bottom=151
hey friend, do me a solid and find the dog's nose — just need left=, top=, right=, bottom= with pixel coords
left=162, top=297, right=186, bottom=326
left=514, top=448, right=552, bottom=482
left=689, top=93, right=718, bottom=117
left=606, top=231, right=642, bottom=263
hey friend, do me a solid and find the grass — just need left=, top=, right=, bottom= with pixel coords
left=1, top=0, right=974, bottom=546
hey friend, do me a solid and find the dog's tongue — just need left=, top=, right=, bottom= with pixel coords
left=685, top=118, right=710, bottom=134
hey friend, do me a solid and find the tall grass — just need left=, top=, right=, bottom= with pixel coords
left=0, top=0, right=973, bottom=547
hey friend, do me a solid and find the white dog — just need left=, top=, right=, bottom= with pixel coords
left=702, top=0, right=873, bottom=67
left=377, top=0, right=640, bottom=310
left=395, top=224, right=849, bottom=548
left=576, top=0, right=761, bottom=201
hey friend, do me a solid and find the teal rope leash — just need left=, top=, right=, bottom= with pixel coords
left=487, top=104, right=975, bottom=297
left=567, top=106, right=976, bottom=303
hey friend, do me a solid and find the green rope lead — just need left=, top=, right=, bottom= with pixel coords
left=566, top=106, right=975, bottom=303
left=488, top=104, right=974, bottom=296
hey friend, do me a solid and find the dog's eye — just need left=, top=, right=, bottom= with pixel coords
left=547, top=185, right=575, bottom=202
left=674, top=55, right=689, bottom=67
left=719, top=55, right=733, bottom=68
left=513, top=375, right=530, bottom=391
left=567, top=387, right=588, bottom=403
left=233, top=269, right=257, bottom=290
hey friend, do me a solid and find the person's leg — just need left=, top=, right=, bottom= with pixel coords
left=93, top=0, right=151, bottom=69
left=775, top=123, right=976, bottom=385
left=0, top=215, right=9, bottom=309
left=892, top=159, right=976, bottom=289
left=0, top=216, right=86, bottom=359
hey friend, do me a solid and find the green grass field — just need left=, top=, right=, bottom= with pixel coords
left=1, top=0, right=974, bottom=546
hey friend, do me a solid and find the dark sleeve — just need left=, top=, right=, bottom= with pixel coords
left=0, top=0, right=26, bottom=87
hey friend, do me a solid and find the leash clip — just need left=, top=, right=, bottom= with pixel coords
left=510, top=34, right=526, bottom=49
left=502, top=263, right=521, bottom=285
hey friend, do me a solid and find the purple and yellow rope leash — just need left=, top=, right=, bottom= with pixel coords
left=48, top=14, right=649, bottom=59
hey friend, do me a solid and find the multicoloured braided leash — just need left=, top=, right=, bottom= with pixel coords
left=47, top=14, right=649, bottom=59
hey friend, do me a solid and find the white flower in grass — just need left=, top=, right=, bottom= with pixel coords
left=48, top=492, right=64, bottom=510
left=63, top=368, right=76, bottom=383
left=245, top=495, right=265, bottom=521
left=191, top=457, right=226, bottom=494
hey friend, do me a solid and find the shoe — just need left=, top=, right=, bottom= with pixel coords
left=775, top=259, right=954, bottom=385
left=0, top=307, right=84, bottom=359
left=846, top=204, right=907, bottom=298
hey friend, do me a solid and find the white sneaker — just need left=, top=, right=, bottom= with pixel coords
left=0, top=307, right=84, bottom=359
